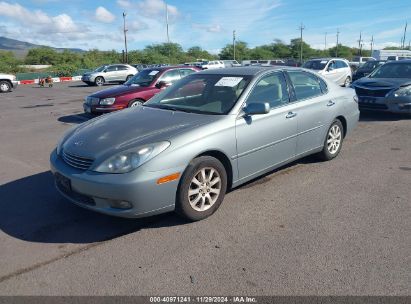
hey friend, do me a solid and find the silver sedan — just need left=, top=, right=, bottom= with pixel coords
left=50, top=67, right=359, bottom=221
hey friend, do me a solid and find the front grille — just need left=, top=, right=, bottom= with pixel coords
left=359, top=103, right=388, bottom=110
left=85, top=97, right=100, bottom=105
left=62, top=150, right=94, bottom=170
left=355, top=87, right=392, bottom=97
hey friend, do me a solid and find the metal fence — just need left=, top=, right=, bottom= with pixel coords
left=16, top=69, right=92, bottom=81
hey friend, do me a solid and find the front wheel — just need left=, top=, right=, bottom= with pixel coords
left=318, top=119, right=344, bottom=161
left=94, top=77, right=105, bottom=86
left=128, top=99, right=144, bottom=107
left=0, top=81, right=12, bottom=93
left=175, top=156, right=227, bottom=221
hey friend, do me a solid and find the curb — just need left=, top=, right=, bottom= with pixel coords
left=18, top=76, right=82, bottom=85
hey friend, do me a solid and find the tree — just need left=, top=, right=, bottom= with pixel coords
left=219, top=41, right=250, bottom=61
left=25, top=47, right=59, bottom=65
left=328, top=44, right=353, bottom=58
left=271, top=39, right=292, bottom=58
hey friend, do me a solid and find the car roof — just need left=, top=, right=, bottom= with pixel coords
left=143, top=65, right=198, bottom=71
left=198, top=66, right=301, bottom=76
left=385, top=59, right=411, bottom=64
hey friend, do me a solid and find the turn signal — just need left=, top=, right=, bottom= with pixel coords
left=157, top=173, right=181, bottom=185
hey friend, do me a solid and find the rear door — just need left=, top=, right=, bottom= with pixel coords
left=116, top=65, right=130, bottom=81
left=235, top=71, right=298, bottom=180
left=104, top=65, right=118, bottom=82
left=286, top=70, right=334, bottom=155
left=324, top=60, right=339, bottom=83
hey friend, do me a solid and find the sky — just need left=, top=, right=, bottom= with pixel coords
left=0, top=0, right=411, bottom=54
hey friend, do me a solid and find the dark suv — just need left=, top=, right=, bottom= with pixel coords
left=83, top=66, right=200, bottom=114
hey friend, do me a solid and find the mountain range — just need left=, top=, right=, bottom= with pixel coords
left=0, top=37, right=85, bottom=57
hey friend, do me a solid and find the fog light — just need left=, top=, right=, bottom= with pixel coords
left=398, top=103, right=411, bottom=110
left=107, top=199, right=132, bottom=209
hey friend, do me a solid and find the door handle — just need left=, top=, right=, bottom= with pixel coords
left=327, top=101, right=335, bottom=107
left=286, top=112, right=297, bottom=119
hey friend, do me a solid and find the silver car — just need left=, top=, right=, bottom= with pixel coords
left=51, top=67, right=359, bottom=221
left=81, top=64, right=137, bottom=86
left=303, top=58, right=352, bottom=87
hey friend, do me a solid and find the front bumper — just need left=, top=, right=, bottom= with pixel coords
left=83, top=103, right=127, bottom=114
left=357, top=95, right=411, bottom=113
left=11, top=80, right=19, bottom=88
left=50, top=149, right=182, bottom=218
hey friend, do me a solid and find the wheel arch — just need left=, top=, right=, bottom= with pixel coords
left=193, top=150, right=233, bottom=190
left=335, top=115, right=347, bottom=138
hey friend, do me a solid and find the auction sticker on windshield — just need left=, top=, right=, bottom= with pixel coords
left=215, top=77, right=243, bottom=87
left=149, top=70, right=159, bottom=76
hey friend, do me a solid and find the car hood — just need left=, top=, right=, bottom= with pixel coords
left=90, top=85, right=153, bottom=98
left=353, top=78, right=411, bottom=88
left=63, top=106, right=219, bottom=159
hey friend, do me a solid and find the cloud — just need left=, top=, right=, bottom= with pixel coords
left=0, top=1, right=50, bottom=24
left=137, top=0, right=179, bottom=19
left=192, top=23, right=222, bottom=33
left=117, top=0, right=131, bottom=8
left=95, top=6, right=116, bottom=23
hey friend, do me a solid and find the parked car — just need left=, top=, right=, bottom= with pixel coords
left=352, top=59, right=411, bottom=113
left=283, top=59, right=301, bottom=67
left=200, top=60, right=225, bottom=70
left=349, top=56, right=375, bottom=69
left=51, top=66, right=359, bottom=221
left=222, top=60, right=241, bottom=68
left=260, top=59, right=285, bottom=66
left=81, top=64, right=137, bottom=86
left=131, top=64, right=148, bottom=72
left=303, top=58, right=352, bottom=87
left=352, top=60, right=386, bottom=81
left=83, top=66, right=200, bottom=114
left=0, top=73, right=18, bottom=93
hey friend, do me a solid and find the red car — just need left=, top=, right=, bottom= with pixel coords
left=83, top=66, right=200, bottom=114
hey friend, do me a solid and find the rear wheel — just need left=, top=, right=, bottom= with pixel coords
left=318, top=119, right=344, bottom=161
left=343, top=76, right=351, bottom=87
left=0, top=81, right=12, bottom=93
left=94, top=77, right=105, bottom=86
left=175, top=156, right=227, bottom=221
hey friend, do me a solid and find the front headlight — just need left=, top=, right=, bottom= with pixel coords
left=394, top=86, right=411, bottom=97
left=99, top=97, right=116, bottom=105
left=12, top=75, right=16, bottom=81
left=94, top=141, right=170, bottom=173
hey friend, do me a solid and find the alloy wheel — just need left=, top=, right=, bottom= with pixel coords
left=188, top=167, right=221, bottom=212
left=327, top=124, right=342, bottom=154
left=0, top=82, right=10, bottom=92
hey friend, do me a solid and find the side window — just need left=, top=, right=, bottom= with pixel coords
left=246, top=72, right=289, bottom=108
left=287, top=71, right=323, bottom=100
left=117, top=65, right=128, bottom=71
left=179, top=69, right=196, bottom=78
left=159, top=69, right=181, bottom=84
left=106, top=66, right=117, bottom=72
left=318, top=77, right=328, bottom=94
left=328, top=61, right=336, bottom=70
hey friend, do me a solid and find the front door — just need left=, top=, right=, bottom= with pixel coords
left=235, top=72, right=298, bottom=181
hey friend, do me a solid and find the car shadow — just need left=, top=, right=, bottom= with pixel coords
left=360, top=111, right=411, bottom=122
left=58, top=113, right=94, bottom=124
left=0, top=171, right=187, bottom=244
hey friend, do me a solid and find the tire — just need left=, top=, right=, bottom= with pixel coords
left=318, top=119, right=344, bottom=161
left=175, top=156, right=227, bottom=221
left=128, top=99, right=144, bottom=107
left=0, top=81, right=12, bottom=93
left=94, top=77, right=105, bottom=86
left=343, top=76, right=351, bottom=87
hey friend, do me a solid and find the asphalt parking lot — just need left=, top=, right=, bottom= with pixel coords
left=0, top=82, right=410, bottom=296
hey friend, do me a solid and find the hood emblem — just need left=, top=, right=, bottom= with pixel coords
left=74, top=141, right=84, bottom=147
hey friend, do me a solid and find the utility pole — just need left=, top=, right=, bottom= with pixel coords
left=165, top=3, right=170, bottom=44
left=336, top=29, right=340, bottom=57
left=122, top=12, right=128, bottom=63
left=233, top=30, right=236, bottom=60
left=324, top=32, right=327, bottom=50
left=370, top=35, right=374, bottom=56
left=401, top=22, right=407, bottom=49
left=357, top=32, right=363, bottom=55
left=298, top=23, right=305, bottom=64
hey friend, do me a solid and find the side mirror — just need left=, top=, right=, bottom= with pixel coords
left=327, top=65, right=334, bottom=71
left=156, top=81, right=172, bottom=89
left=243, top=103, right=270, bottom=116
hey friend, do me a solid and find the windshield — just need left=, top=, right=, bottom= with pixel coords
left=144, top=74, right=252, bottom=115
left=94, top=66, right=106, bottom=72
left=303, top=60, right=327, bottom=70
left=124, top=69, right=160, bottom=87
left=369, top=63, right=411, bottom=78
left=361, top=61, right=382, bottom=70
